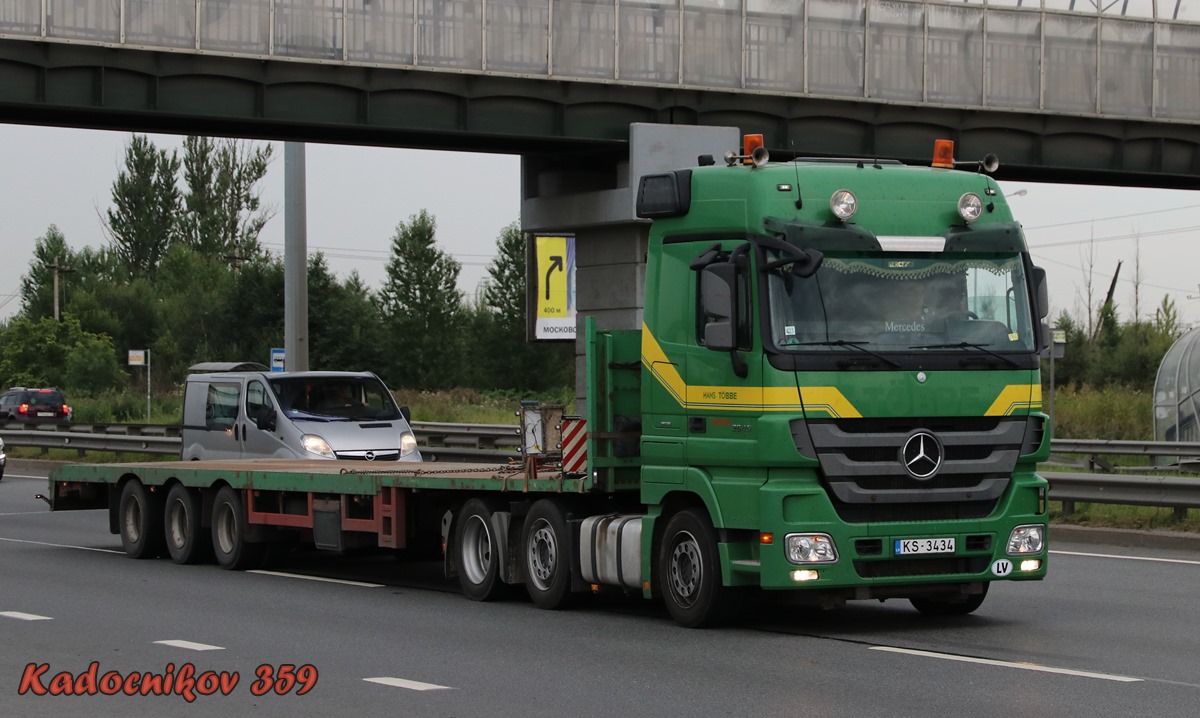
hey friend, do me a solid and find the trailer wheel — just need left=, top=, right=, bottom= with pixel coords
left=522, top=499, right=574, bottom=610
left=211, top=486, right=265, bottom=570
left=119, top=480, right=165, bottom=559
left=164, top=484, right=209, bottom=565
left=659, top=509, right=728, bottom=628
left=455, top=498, right=507, bottom=601
left=910, top=584, right=989, bottom=616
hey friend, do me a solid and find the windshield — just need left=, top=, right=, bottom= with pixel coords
left=766, top=252, right=1037, bottom=352
left=268, top=376, right=402, bottom=422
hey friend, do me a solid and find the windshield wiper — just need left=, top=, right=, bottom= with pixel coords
left=909, top=342, right=1019, bottom=368
left=799, top=340, right=901, bottom=368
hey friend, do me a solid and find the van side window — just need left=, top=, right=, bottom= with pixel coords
left=246, top=381, right=272, bottom=423
left=205, top=383, right=240, bottom=430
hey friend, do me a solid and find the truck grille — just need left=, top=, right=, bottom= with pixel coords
left=794, top=416, right=1035, bottom=523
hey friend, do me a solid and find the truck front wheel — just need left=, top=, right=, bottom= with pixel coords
left=455, top=498, right=507, bottom=601
left=522, top=499, right=574, bottom=610
left=119, top=480, right=165, bottom=559
left=164, top=484, right=209, bottom=565
left=659, top=509, right=729, bottom=628
left=910, top=583, right=989, bottom=616
left=211, top=486, right=265, bottom=570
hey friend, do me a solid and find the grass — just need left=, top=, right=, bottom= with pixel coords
left=1050, top=502, right=1200, bottom=533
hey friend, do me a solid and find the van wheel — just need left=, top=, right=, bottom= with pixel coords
left=455, top=498, right=508, bottom=601
left=119, top=480, right=165, bottom=559
left=211, top=486, right=265, bottom=570
left=523, top=499, right=574, bottom=610
left=163, top=484, right=210, bottom=565
left=659, top=509, right=730, bottom=628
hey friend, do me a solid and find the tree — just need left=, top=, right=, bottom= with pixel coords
left=104, top=135, right=182, bottom=277
left=377, top=210, right=464, bottom=389
left=0, top=315, right=123, bottom=392
left=308, top=258, right=386, bottom=372
left=19, top=224, right=75, bottom=319
left=180, top=136, right=275, bottom=265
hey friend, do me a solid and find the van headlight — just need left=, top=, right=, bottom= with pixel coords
left=301, top=434, right=335, bottom=459
left=400, top=432, right=418, bottom=457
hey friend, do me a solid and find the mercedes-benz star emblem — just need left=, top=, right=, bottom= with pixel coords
left=900, top=431, right=942, bottom=479
left=365, top=451, right=376, bottom=461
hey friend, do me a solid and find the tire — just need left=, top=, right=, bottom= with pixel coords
left=118, top=480, right=165, bottom=559
left=910, top=584, right=989, bottom=616
left=522, top=499, right=574, bottom=610
left=659, top=509, right=729, bottom=628
left=163, top=484, right=210, bottom=565
left=454, top=498, right=508, bottom=601
left=211, top=486, right=265, bottom=570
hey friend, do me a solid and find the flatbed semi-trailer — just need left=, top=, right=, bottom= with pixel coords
left=48, top=137, right=1051, bottom=627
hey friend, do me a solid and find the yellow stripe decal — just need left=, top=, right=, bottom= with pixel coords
left=641, top=325, right=861, bottom=417
left=985, top=384, right=1042, bottom=416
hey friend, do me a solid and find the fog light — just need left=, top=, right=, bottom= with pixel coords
left=958, top=192, right=984, bottom=223
left=1020, top=559, right=1041, bottom=572
left=830, top=190, right=857, bottom=221
left=791, top=569, right=820, bottom=582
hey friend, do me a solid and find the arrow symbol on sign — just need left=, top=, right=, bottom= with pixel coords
left=545, top=255, right=564, bottom=301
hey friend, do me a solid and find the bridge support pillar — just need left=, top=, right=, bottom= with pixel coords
left=521, top=123, right=738, bottom=412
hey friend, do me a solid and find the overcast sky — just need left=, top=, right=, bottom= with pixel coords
left=3, top=123, right=1200, bottom=330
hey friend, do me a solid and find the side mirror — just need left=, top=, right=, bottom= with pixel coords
left=791, top=249, right=824, bottom=279
left=399, top=405, right=412, bottom=424
left=255, top=408, right=277, bottom=432
left=1032, top=266, right=1049, bottom=319
left=700, top=263, right=737, bottom=351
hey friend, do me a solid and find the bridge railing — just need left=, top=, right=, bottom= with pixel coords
left=6, top=421, right=1200, bottom=516
left=2, top=1, right=1198, bottom=123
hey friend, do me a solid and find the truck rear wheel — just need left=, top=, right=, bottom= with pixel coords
left=119, top=480, right=164, bottom=559
left=211, top=486, right=265, bottom=570
left=164, top=484, right=209, bottom=565
left=910, top=584, right=989, bottom=616
left=659, top=509, right=729, bottom=628
left=455, top=498, right=507, bottom=601
left=522, top=499, right=574, bottom=610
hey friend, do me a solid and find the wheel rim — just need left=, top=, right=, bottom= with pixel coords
left=461, top=515, right=492, bottom=585
left=215, top=502, right=236, bottom=555
left=668, top=530, right=702, bottom=608
left=167, top=498, right=188, bottom=550
left=122, top=496, right=142, bottom=544
left=526, top=518, right=557, bottom=591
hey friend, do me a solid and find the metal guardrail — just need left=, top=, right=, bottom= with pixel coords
left=5, top=424, right=1199, bottom=515
left=0, top=421, right=522, bottom=464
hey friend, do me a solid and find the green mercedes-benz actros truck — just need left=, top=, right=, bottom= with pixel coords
left=48, top=137, right=1050, bottom=628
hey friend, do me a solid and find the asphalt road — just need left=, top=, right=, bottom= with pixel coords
left=2, top=461, right=1199, bottom=717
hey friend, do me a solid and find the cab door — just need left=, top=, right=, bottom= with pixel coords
left=240, top=379, right=292, bottom=458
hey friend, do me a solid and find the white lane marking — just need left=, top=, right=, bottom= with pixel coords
left=1051, top=549, right=1200, bottom=567
left=1, top=611, right=52, bottom=621
left=248, top=570, right=384, bottom=588
left=870, top=646, right=1142, bottom=682
left=154, top=640, right=225, bottom=652
left=364, top=677, right=453, bottom=691
left=0, top=536, right=122, bottom=554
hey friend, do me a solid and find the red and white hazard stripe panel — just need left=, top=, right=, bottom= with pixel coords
left=561, top=416, right=587, bottom=475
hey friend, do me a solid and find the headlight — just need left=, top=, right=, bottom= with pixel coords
left=1007, top=525, right=1044, bottom=555
left=785, top=533, right=838, bottom=564
left=830, top=189, right=857, bottom=221
left=958, top=192, right=984, bottom=223
left=301, top=434, right=335, bottom=459
left=400, top=432, right=418, bottom=457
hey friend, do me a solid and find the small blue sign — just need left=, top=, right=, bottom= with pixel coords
left=270, top=348, right=285, bottom=372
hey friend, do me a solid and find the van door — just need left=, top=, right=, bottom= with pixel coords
left=240, top=378, right=292, bottom=458
left=200, top=380, right=244, bottom=460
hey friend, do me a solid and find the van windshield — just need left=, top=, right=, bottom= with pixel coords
left=269, top=376, right=402, bottom=422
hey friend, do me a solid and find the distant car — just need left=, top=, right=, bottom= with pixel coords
left=0, top=387, right=72, bottom=424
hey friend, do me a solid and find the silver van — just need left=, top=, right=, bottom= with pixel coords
left=181, top=363, right=421, bottom=463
